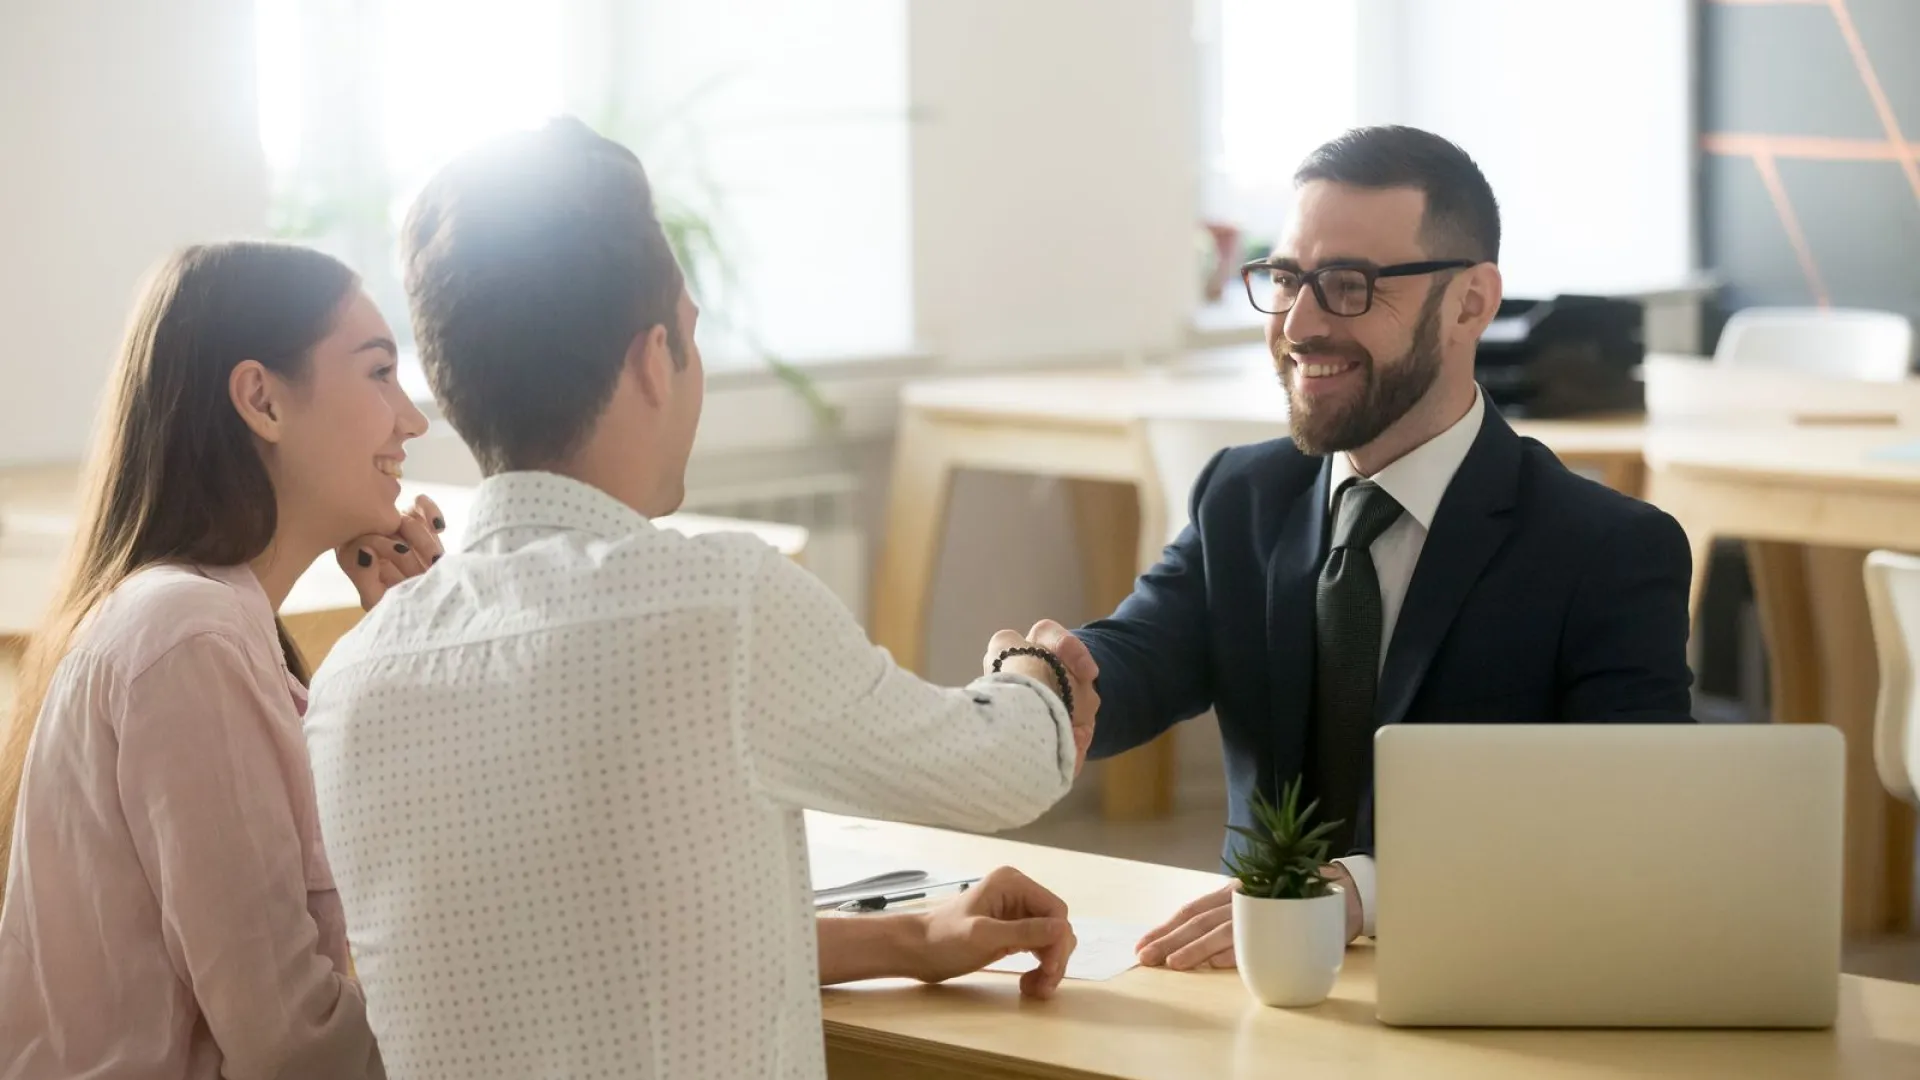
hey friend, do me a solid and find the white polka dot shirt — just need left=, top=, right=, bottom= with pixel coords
left=305, top=471, right=1074, bottom=1079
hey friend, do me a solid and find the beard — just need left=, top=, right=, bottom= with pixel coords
left=1279, top=285, right=1446, bottom=456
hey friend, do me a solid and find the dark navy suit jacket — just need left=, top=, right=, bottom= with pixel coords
left=1076, top=404, right=1695, bottom=860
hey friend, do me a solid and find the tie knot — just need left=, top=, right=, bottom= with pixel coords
left=1331, top=480, right=1403, bottom=551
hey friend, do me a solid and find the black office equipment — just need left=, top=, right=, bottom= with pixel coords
left=1475, top=295, right=1644, bottom=417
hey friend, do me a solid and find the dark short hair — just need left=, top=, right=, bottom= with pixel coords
left=403, top=116, right=685, bottom=475
left=1294, top=125, right=1501, bottom=264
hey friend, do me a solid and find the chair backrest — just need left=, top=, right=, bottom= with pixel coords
left=1713, top=308, right=1914, bottom=382
left=1142, top=418, right=1284, bottom=544
left=1863, top=550, right=1920, bottom=808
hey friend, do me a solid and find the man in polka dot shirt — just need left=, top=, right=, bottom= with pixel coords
left=305, top=118, right=1101, bottom=1080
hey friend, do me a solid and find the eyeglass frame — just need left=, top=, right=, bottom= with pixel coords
left=1239, top=258, right=1479, bottom=317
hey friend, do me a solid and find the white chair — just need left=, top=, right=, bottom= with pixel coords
left=1713, top=308, right=1914, bottom=382
left=1142, top=417, right=1284, bottom=543
left=1863, top=551, right=1920, bottom=808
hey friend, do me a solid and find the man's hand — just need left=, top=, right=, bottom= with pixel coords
left=1135, top=882, right=1238, bottom=970
left=1136, top=867, right=1363, bottom=971
left=909, top=866, right=1078, bottom=999
left=818, top=867, right=1077, bottom=999
left=983, top=620, right=1099, bottom=775
left=337, top=493, right=446, bottom=611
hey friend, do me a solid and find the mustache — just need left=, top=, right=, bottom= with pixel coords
left=1276, top=337, right=1372, bottom=364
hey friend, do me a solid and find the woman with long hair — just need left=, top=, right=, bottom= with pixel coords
left=0, top=241, right=441, bottom=1079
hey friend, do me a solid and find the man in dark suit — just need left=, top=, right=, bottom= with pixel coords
left=1035, top=126, right=1695, bottom=971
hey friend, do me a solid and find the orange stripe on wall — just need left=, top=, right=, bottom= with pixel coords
left=1703, top=133, right=1915, bottom=162
left=1750, top=152, right=1832, bottom=308
left=1828, top=0, right=1920, bottom=209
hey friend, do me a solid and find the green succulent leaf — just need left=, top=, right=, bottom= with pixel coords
left=1224, top=775, right=1345, bottom=901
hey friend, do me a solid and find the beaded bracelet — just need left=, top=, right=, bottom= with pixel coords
left=992, top=646, right=1075, bottom=719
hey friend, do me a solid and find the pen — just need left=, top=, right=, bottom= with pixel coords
left=835, top=877, right=979, bottom=912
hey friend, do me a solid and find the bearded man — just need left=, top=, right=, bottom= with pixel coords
left=1006, top=125, right=1695, bottom=970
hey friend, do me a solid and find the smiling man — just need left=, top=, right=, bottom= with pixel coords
left=1035, top=125, right=1695, bottom=969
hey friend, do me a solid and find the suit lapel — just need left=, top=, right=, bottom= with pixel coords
left=1265, top=458, right=1330, bottom=780
left=1375, top=405, right=1524, bottom=731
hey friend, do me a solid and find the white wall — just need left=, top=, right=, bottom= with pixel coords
left=910, top=0, right=1200, bottom=365
left=0, top=0, right=269, bottom=464
left=1363, top=0, right=1695, bottom=298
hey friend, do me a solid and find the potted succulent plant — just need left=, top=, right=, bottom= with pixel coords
left=1224, top=776, right=1348, bottom=1007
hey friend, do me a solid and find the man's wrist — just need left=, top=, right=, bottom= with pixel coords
left=818, top=912, right=929, bottom=984
left=876, top=912, right=935, bottom=981
left=998, top=655, right=1071, bottom=703
left=1329, top=855, right=1376, bottom=940
left=862, top=912, right=931, bottom=979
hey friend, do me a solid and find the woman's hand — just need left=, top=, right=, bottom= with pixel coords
left=336, top=493, right=446, bottom=611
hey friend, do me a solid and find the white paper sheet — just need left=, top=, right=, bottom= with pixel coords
left=983, top=917, right=1150, bottom=982
left=809, top=842, right=930, bottom=896
left=807, top=840, right=976, bottom=909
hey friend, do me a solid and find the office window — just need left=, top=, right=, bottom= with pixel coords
left=254, top=0, right=911, bottom=371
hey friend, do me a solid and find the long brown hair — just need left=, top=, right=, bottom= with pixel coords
left=0, top=241, right=359, bottom=886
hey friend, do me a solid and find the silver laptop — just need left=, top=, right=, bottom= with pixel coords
left=1374, top=724, right=1843, bottom=1028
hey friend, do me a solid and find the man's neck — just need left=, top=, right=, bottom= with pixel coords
left=1345, top=377, right=1478, bottom=478
left=550, top=444, right=672, bottom=519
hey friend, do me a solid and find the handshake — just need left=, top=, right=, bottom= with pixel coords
left=983, top=619, right=1100, bottom=776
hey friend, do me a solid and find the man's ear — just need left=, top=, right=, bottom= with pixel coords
left=229, top=360, right=285, bottom=443
left=626, top=323, right=673, bottom=407
left=1455, top=263, right=1504, bottom=335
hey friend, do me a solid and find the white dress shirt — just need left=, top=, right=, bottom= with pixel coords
left=1325, top=388, right=1485, bottom=936
left=306, top=471, right=1075, bottom=1080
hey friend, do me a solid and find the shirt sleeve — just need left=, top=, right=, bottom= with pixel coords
left=737, top=549, right=1075, bottom=832
left=118, top=633, right=382, bottom=1080
left=1332, top=854, right=1377, bottom=938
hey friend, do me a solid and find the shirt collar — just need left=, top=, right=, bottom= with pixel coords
left=460, top=471, right=654, bottom=551
left=1327, top=387, right=1486, bottom=530
left=194, top=562, right=308, bottom=704
left=196, top=562, right=281, bottom=644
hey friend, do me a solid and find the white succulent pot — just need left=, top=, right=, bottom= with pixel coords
left=1232, top=888, right=1347, bottom=1007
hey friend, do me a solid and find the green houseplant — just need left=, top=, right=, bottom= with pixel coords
left=1224, top=777, right=1349, bottom=1007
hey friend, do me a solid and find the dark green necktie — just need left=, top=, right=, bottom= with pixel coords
left=1312, top=479, right=1404, bottom=856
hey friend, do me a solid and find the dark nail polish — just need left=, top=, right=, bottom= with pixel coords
left=356, top=550, right=373, bottom=568
left=431, top=517, right=445, bottom=532
left=394, top=542, right=410, bottom=554
left=431, top=554, right=441, bottom=564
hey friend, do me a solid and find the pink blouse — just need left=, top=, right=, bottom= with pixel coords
left=0, top=563, right=379, bottom=1079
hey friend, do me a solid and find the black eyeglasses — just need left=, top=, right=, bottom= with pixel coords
left=1240, top=259, right=1477, bottom=317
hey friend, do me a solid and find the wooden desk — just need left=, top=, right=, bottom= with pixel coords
left=0, top=464, right=808, bottom=666
left=870, top=366, right=1648, bottom=820
left=1648, top=430, right=1920, bottom=936
left=815, top=814, right=1920, bottom=1079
